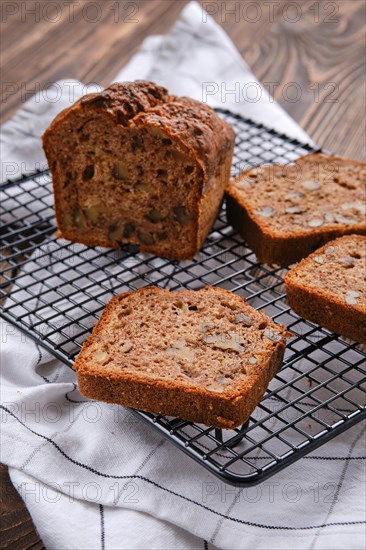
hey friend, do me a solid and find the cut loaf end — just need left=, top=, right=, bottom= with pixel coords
left=43, top=81, right=235, bottom=260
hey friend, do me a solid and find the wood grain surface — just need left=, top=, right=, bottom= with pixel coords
left=1, top=0, right=365, bottom=159
left=0, top=1, right=365, bottom=548
left=0, top=464, right=43, bottom=549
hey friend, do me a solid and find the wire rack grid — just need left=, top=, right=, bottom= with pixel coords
left=1, top=110, right=365, bottom=486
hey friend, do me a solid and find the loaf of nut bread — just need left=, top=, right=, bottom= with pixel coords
left=285, top=235, right=366, bottom=343
left=74, top=286, right=287, bottom=429
left=226, top=153, right=366, bottom=266
left=42, top=81, right=235, bottom=260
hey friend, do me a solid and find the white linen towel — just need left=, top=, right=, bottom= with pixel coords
left=1, top=3, right=365, bottom=549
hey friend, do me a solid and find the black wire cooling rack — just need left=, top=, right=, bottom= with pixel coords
left=1, top=110, right=365, bottom=486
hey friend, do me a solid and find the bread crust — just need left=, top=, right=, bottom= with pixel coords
left=43, top=81, right=235, bottom=260
left=226, top=153, right=366, bottom=266
left=285, top=235, right=366, bottom=343
left=73, top=286, right=287, bottom=429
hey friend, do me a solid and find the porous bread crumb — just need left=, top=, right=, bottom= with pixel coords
left=285, top=235, right=366, bottom=343
left=74, top=286, right=288, bottom=428
left=226, top=153, right=366, bottom=266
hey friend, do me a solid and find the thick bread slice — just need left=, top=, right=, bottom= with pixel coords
left=285, top=235, right=366, bottom=343
left=74, top=286, right=287, bottom=429
left=226, top=153, right=366, bottom=266
left=43, top=81, right=235, bottom=260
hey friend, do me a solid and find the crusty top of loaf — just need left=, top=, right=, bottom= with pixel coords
left=79, top=81, right=168, bottom=124
left=285, top=234, right=366, bottom=312
left=227, top=153, right=366, bottom=238
left=43, top=80, right=235, bottom=182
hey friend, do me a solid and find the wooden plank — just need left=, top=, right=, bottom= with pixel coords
left=0, top=0, right=186, bottom=120
left=230, top=0, right=366, bottom=159
left=1, top=0, right=365, bottom=159
left=0, top=464, right=43, bottom=549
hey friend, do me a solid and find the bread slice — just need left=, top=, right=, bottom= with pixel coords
left=74, top=286, right=287, bottom=429
left=42, top=81, right=235, bottom=260
left=285, top=235, right=366, bottom=343
left=226, top=153, right=366, bottom=266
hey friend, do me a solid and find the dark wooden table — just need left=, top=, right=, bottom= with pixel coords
left=1, top=1, right=365, bottom=548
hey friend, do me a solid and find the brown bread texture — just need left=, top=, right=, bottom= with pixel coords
left=73, top=286, right=287, bottom=429
left=226, top=153, right=366, bottom=266
left=285, top=235, right=366, bottom=343
left=42, top=81, right=235, bottom=260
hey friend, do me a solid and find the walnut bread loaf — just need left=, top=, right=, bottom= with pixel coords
left=226, top=153, right=366, bottom=266
left=74, top=286, right=287, bottom=429
left=285, top=235, right=366, bottom=343
left=42, top=81, right=235, bottom=260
